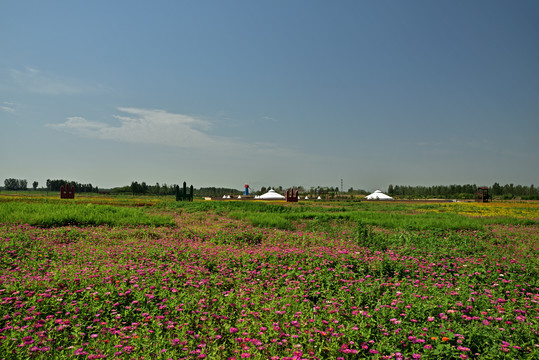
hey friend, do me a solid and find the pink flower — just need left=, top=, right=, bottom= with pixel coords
left=230, top=327, right=239, bottom=333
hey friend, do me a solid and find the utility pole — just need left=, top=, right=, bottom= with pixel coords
left=341, top=179, right=343, bottom=193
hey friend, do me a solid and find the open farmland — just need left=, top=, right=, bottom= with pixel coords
left=1, top=196, right=538, bottom=359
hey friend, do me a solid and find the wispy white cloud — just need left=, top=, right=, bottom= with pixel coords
left=1, top=101, right=16, bottom=114
left=47, top=107, right=294, bottom=157
left=8, top=67, right=100, bottom=95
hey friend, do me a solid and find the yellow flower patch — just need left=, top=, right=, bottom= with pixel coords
left=418, top=202, right=539, bottom=220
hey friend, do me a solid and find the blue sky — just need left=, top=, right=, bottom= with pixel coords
left=1, top=1, right=538, bottom=191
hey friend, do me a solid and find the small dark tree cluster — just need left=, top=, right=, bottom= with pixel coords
left=130, top=181, right=149, bottom=195
left=114, top=183, right=174, bottom=195
left=127, top=182, right=176, bottom=195
left=4, top=178, right=28, bottom=190
left=195, top=187, right=242, bottom=197
left=125, top=181, right=243, bottom=197
left=490, top=183, right=538, bottom=200
left=46, top=179, right=97, bottom=193
left=347, top=188, right=368, bottom=195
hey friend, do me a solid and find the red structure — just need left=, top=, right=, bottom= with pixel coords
left=475, top=187, right=490, bottom=203
left=286, top=188, right=299, bottom=202
left=60, top=183, right=75, bottom=199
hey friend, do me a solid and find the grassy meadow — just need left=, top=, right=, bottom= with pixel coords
left=1, top=194, right=538, bottom=359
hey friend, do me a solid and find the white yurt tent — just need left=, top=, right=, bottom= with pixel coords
left=365, top=190, right=394, bottom=200
left=257, top=189, right=285, bottom=200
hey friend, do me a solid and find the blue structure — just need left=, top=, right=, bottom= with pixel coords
left=244, top=184, right=250, bottom=196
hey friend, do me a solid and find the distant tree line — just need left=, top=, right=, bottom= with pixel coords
left=3, top=178, right=538, bottom=200
left=2, top=178, right=95, bottom=193
left=119, top=182, right=243, bottom=196
left=45, top=179, right=98, bottom=193
left=4, top=178, right=28, bottom=190
left=195, top=187, right=242, bottom=197
left=122, top=182, right=177, bottom=196
left=387, top=183, right=539, bottom=200
left=258, top=186, right=284, bottom=194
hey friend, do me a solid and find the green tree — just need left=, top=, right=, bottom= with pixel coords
left=4, top=178, right=18, bottom=190
left=131, top=181, right=142, bottom=195
left=491, top=182, right=501, bottom=196
left=32, top=181, right=38, bottom=190
left=4, top=178, right=27, bottom=190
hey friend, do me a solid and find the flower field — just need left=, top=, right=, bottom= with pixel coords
left=417, top=202, right=539, bottom=221
left=1, top=197, right=538, bottom=359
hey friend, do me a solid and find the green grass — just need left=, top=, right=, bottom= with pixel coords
left=197, top=201, right=538, bottom=231
left=0, top=201, right=173, bottom=227
left=3, top=196, right=538, bottom=230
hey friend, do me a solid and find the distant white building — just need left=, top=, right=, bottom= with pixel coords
left=365, top=190, right=394, bottom=200
left=257, top=189, right=285, bottom=200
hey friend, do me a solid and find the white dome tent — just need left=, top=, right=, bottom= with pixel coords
left=257, top=189, right=285, bottom=200
left=365, top=190, right=394, bottom=200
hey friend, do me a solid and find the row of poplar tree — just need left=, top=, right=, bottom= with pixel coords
left=2, top=178, right=98, bottom=193
left=387, top=183, right=539, bottom=199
